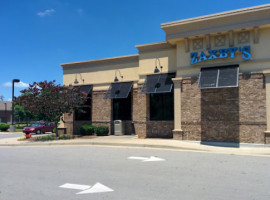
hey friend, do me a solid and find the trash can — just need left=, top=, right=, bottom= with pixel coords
left=114, top=120, right=125, bottom=136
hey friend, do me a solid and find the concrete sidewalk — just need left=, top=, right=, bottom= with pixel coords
left=1, top=132, right=270, bottom=157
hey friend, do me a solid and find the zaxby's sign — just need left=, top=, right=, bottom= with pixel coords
left=190, top=46, right=251, bottom=65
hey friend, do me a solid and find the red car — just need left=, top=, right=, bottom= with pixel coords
left=23, top=122, right=55, bottom=134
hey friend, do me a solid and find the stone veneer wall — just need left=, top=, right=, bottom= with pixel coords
left=181, top=77, right=202, bottom=141
left=146, top=121, right=174, bottom=138
left=238, top=73, right=266, bottom=143
left=123, top=121, right=135, bottom=135
left=132, top=86, right=148, bottom=138
left=181, top=73, right=266, bottom=143
left=62, top=113, right=74, bottom=135
left=92, top=90, right=112, bottom=135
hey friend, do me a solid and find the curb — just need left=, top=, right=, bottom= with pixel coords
left=2, top=141, right=270, bottom=157
left=1, top=136, right=270, bottom=157
left=0, top=141, right=208, bottom=152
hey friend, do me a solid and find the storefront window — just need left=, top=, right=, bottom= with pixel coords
left=74, top=85, right=92, bottom=121
left=150, top=91, right=174, bottom=121
left=113, top=92, right=132, bottom=120
left=198, top=65, right=239, bottom=89
left=75, top=93, right=91, bottom=121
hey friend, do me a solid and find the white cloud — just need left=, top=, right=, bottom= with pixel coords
left=37, top=9, right=55, bottom=17
left=3, top=81, right=29, bottom=88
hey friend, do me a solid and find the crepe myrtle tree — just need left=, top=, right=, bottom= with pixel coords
left=15, top=80, right=88, bottom=136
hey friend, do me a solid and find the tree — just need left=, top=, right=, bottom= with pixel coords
left=15, top=80, right=88, bottom=136
left=0, top=95, right=4, bottom=101
left=14, top=103, right=33, bottom=125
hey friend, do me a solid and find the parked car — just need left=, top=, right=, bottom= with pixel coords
left=23, top=122, right=55, bottom=134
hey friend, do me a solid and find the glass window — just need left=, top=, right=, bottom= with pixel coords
left=113, top=92, right=132, bottom=120
left=75, top=93, right=91, bottom=121
left=150, top=91, right=174, bottom=121
left=218, top=67, right=238, bottom=87
left=198, top=65, right=239, bottom=89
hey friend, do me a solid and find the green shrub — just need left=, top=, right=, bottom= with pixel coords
left=0, top=123, right=10, bottom=131
left=36, top=134, right=56, bottom=141
left=16, top=125, right=26, bottom=129
left=80, top=125, right=96, bottom=136
left=96, top=126, right=109, bottom=136
left=58, top=135, right=72, bottom=140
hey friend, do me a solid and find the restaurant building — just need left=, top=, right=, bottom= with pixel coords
left=61, top=4, right=270, bottom=144
left=0, top=101, right=12, bottom=123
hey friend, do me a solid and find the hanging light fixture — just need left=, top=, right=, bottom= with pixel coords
left=154, top=58, right=163, bottom=73
left=114, top=70, right=123, bottom=82
left=74, top=73, right=84, bottom=84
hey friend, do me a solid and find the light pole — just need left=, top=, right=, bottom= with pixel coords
left=10, top=79, right=20, bottom=132
left=4, top=102, right=7, bottom=123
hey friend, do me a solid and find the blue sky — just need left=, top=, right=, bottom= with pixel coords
left=1, top=0, right=270, bottom=101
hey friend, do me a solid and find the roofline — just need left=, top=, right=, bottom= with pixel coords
left=161, top=4, right=270, bottom=28
left=136, top=41, right=170, bottom=48
left=61, top=54, right=139, bottom=67
left=136, top=41, right=176, bottom=53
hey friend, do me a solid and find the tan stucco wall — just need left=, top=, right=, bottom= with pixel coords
left=138, top=48, right=176, bottom=82
left=175, top=27, right=270, bottom=78
left=162, top=4, right=270, bottom=42
left=62, top=48, right=177, bottom=89
left=63, top=60, right=139, bottom=91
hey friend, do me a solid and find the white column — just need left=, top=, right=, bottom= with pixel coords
left=264, top=72, right=270, bottom=143
left=172, top=78, right=183, bottom=139
left=264, top=73, right=270, bottom=131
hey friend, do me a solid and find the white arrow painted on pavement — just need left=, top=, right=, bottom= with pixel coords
left=128, top=156, right=149, bottom=160
left=59, top=182, right=113, bottom=194
left=59, top=183, right=91, bottom=190
left=77, top=182, right=114, bottom=194
left=143, top=156, right=165, bottom=162
left=128, top=156, right=165, bottom=162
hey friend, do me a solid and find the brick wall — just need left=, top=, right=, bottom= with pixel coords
left=132, top=86, right=148, bottom=138
left=182, top=77, right=202, bottom=141
left=132, top=84, right=174, bottom=138
left=63, top=113, right=74, bottom=135
left=146, top=121, right=174, bottom=138
left=239, top=73, right=266, bottom=143
left=181, top=73, right=266, bottom=143
left=62, top=72, right=266, bottom=143
left=0, top=110, right=12, bottom=123
left=92, top=90, right=112, bottom=135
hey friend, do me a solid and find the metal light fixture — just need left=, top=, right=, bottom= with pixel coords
left=10, top=79, right=20, bottom=132
left=74, top=73, right=84, bottom=84
left=114, top=70, right=123, bottom=82
left=154, top=58, right=163, bottom=73
left=4, top=102, right=7, bottom=123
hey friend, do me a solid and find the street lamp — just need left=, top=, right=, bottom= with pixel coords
left=10, top=79, right=20, bottom=132
left=4, top=102, right=7, bottom=123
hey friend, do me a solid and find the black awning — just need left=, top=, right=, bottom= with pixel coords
left=104, top=81, right=133, bottom=99
left=80, top=85, right=93, bottom=95
left=141, top=73, right=175, bottom=94
left=75, top=85, right=93, bottom=95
